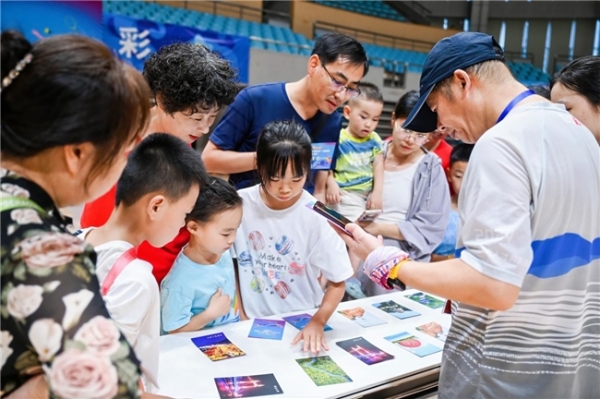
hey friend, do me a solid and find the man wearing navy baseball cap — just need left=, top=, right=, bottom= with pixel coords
left=338, top=32, right=600, bottom=398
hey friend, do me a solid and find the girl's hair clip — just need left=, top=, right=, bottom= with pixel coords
left=1, top=53, right=33, bottom=94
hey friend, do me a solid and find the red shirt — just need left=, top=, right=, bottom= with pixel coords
left=433, top=139, right=452, bottom=171
left=80, top=186, right=117, bottom=229
left=137, top=227, right=189, bottom=285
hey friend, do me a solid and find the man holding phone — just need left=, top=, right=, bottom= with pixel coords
left=339, top=32, right=600, bottom=398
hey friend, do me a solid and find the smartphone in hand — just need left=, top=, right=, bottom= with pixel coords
left=357, top=209, right=382, bottom=223
left=310, top=200, right=353, bottom=236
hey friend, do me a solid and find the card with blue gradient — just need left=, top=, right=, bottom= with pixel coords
left=283, top=313, right=332, bottom=331
left=248, top=319, right=285, bottom=340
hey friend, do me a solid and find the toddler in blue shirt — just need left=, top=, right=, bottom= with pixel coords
left=161, top=177, right=243, bottom=333
left=432, top=143, right=473, bottom=261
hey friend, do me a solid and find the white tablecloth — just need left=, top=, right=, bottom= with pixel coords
left=157, top=289, right=451, bottom=399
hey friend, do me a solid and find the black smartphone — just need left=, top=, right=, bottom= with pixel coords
left=310, top=200, right=353, bottom=235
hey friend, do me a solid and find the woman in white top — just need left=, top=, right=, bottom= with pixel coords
left=358, top=91, right=451, bottom=296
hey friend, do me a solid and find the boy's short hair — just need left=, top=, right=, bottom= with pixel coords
left=116, top=133, right=208, bottom=207
left=450, top=143, right=475, bottom=167
left=187, top=177, right=242, bottom=224
left=349, top=82, right=384, bottom=106
left=143, top=43, right=239, bottom=114
left=256, top=120, right=312, bottom=187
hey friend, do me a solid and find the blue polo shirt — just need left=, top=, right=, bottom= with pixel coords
left=209, top=82, right=342, bottom=192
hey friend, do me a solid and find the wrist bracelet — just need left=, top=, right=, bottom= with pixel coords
left=387, top=258, right=410, bottom=290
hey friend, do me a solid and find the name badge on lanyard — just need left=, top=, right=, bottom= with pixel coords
left=311, top=142, right=336, bottom=170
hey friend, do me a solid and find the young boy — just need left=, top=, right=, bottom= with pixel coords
left=431, top=143, right=474, bottom=261
left=161, top=177, right=244, bottom=334
left=78, top=133, right=207, bottom=392
left=326, top=82, right=385, bottom=222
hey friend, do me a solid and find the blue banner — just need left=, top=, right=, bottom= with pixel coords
left=103, top=13, right=250, bottom=83
left=1, top=1, right=102, bottom=42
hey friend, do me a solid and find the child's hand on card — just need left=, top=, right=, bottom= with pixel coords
left=207, top=288, right=231, bottom=318
left=291, top=319, right=329, bottom=354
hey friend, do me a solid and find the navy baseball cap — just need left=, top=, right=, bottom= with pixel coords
left=403, top=32, right=505, bottom=133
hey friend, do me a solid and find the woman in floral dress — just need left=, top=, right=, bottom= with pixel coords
left=0, top=31, right=152, bottom=398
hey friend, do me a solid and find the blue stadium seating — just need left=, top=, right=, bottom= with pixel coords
left=312, top=0, right=405, bottom=22
left=506, top=61, right=552, bottom=86
left=103, top=0, right=550, bottom=85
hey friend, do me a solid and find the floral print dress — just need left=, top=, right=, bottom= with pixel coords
left=0, top=170, right=142, bottom=399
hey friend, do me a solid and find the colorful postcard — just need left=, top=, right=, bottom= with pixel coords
left=296, top=356, right=352, bottom=386
left=214, top=373, right=283, bottom=398
left=416, top=321, right=449, bottom=342
left=248, top=319, right=286, bottom=340
left=311, top=142, right=336, bottom=170
left=384, top=332, right=442, bottom=357
left=338, top=307, right=387, bottom=328
left=372, top=300, right=420, bottom=320
left=283, top=313, right=332, bottom=331
left=191, top=332, right=246, bottom=361
left=406, top=292, right=446, bottom=309
left=336, top=337, right=394, bottom=365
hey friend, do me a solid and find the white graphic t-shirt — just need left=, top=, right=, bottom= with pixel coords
left=234, top=185, right=353, bottom=318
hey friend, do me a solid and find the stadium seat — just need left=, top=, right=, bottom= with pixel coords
left=103, top=0, right=550, bottom=85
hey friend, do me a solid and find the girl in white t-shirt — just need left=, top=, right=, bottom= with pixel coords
left=234, top=120, right=353, bottom=354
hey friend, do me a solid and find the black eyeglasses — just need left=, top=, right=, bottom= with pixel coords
left=321, top=63, right=360, bottom=98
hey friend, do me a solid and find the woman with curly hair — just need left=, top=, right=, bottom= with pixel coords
left=80, top=42, right=239, bottom=284
left=0, top=30, right=168, bottom=399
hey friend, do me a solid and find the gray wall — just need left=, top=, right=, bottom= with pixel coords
left=417, top=1, right=599, bottom=70
left=488, top=18, right=597, bottom=71
left=421, top=0, right=600, bottom=21
left=249, top=48, right=420, bottom=102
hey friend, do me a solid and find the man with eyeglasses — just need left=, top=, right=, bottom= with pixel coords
left=202, top=32, right=369, bottom=198
left=338, top=32, right=599, bottom=399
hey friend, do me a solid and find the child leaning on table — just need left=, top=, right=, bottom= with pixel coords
left=161, top=177, right=244, bottom=333
left=233, top=120, right=354, bottom=354
left=78, top=133, right=206, bottom=393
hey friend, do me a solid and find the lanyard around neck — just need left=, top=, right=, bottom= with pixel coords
left=496, top=89, right=536, bottom=124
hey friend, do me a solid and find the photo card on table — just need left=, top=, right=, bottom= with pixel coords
left=191, top=332, right=246, bottom=361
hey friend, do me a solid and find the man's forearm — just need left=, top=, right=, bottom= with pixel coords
left=398, top=258, right=520, bottom=311
left=202, top=147, right=256, bottom=175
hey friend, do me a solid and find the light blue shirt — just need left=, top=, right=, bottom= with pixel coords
left=160, top=250, right=239, bottom=334
left=433, top=210, right=459, bottom=256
